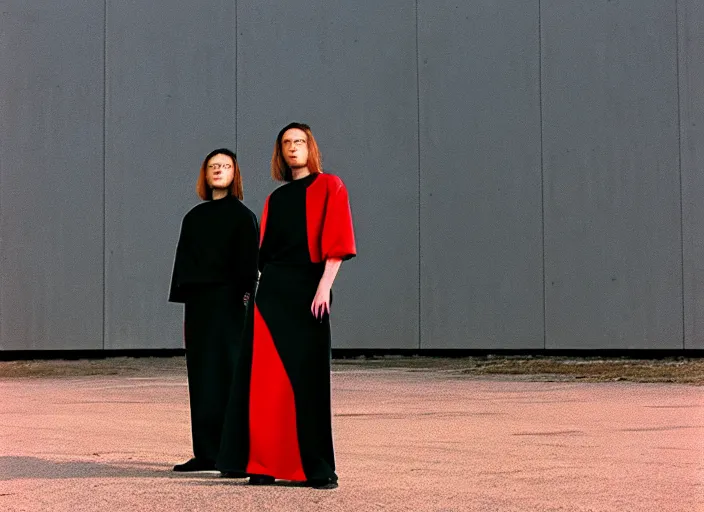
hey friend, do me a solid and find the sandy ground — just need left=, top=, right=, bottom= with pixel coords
left=0, top=365, right=702, bottom=511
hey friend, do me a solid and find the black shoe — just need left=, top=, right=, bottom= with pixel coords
left=220, top=471, right=247, bottom=479
left=248, top=474, right=275, bottom=485
left=172, top=458, right=216, bottom=472
left=306, top=478, right=339, bottom=490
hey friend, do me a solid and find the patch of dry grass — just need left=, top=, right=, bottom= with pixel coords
left=335, top=355, right=704, bottom=384
left=0, top=355, right=702, bottom=384
left=0, top=357, right=186, bottom=379
left=463, top=357, right=703, bottom=384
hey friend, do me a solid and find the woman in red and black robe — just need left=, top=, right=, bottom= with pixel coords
left=217, top=123, right=356, bottom=489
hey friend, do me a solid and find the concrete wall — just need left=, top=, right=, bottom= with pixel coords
left=681, top=0, right=704, bottom=349
left=0, top=1, right=104, bottom=350
left=542, top=0, right=683, bottom=349
left=104, top=1, right=237, bottom=349
left=1, top=0, right=702, bottom=351
left=418, top=0, right=543, bottom=349
left=235, top=0, right=420, bottom=349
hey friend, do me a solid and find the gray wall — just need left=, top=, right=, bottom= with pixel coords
left=0, top=1, right=104, bottom=350
left=681, top=0, right=704, bottom=350
left=236, top=0, right=420, bottom=349
left=104, top=1, right=237, bottom=349
left=1, top=0, right=703, bottom=351
left=419, top=0, right=543, bottom=349
left=542, top=0, right=683, bottom=349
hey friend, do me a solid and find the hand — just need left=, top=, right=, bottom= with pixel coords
left=243, top=292, right=251, bottom=306
left=311, top=285, right=331, bottom=321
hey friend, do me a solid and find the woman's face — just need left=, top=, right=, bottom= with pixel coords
left=281, top=128, right=309, bottom=169
left=206, top=153, right=235, bottom=190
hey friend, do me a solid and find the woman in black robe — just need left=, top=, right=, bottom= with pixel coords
left=217, top=123, right=356, bottom=489
left=169, top=148, right=259, bottom=472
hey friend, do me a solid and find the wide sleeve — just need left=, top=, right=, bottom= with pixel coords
left=321, top=177, right=356, bottom=261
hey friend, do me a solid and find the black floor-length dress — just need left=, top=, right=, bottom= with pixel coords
left=169, top=194, right=259, bottom=464
left=217, top=172, right=356, bottom=482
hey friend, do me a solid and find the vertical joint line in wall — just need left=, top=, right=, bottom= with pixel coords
left=415, top=0, right=421, bottom=350
left=538, top=0, right=546, bottom=350
left=102, top=0, right=108, bottom=350
left=0, top=104, right=2, bottom=346
left=675, top=0, right=685, bottom=349
left=234, top=0, right=238, bottom=153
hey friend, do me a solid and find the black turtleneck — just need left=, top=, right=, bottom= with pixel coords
left=169, top=195, right=259, bottom=303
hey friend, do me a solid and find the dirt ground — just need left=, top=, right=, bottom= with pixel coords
left=1, top=366, right=701, bottom=512
left=0, top=355, right=702, bottom=384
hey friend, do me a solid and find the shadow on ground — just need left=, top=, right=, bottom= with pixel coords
left=0, top=456, right=195, bottom=481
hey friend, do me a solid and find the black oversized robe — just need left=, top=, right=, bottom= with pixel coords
left=217, top=172, right=356, bottom=482
left=169, top=195, right=259, bottom=304
left=169, top=195, right=259, bottom=463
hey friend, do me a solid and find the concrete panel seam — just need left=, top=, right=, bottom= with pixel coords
left=539, top=0, right=546, bottom=350
left=0, top=22, right=3, bottom=348
left=103, top=0, right=108, bottom=351
left=0, top=63, right=2, bottom=348
left=415, top=0, right=421, bottom=350
left=235, top=0, right=238, bottom=154
left=676, top=0, right=685, bottom=350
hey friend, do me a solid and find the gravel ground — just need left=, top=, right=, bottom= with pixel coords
left=0, top=355, right=702, bottom=384
left=1, top=370, right=701, bottom=512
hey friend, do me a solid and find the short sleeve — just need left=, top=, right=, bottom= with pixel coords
left=321, top=178, right=356, bottom=261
